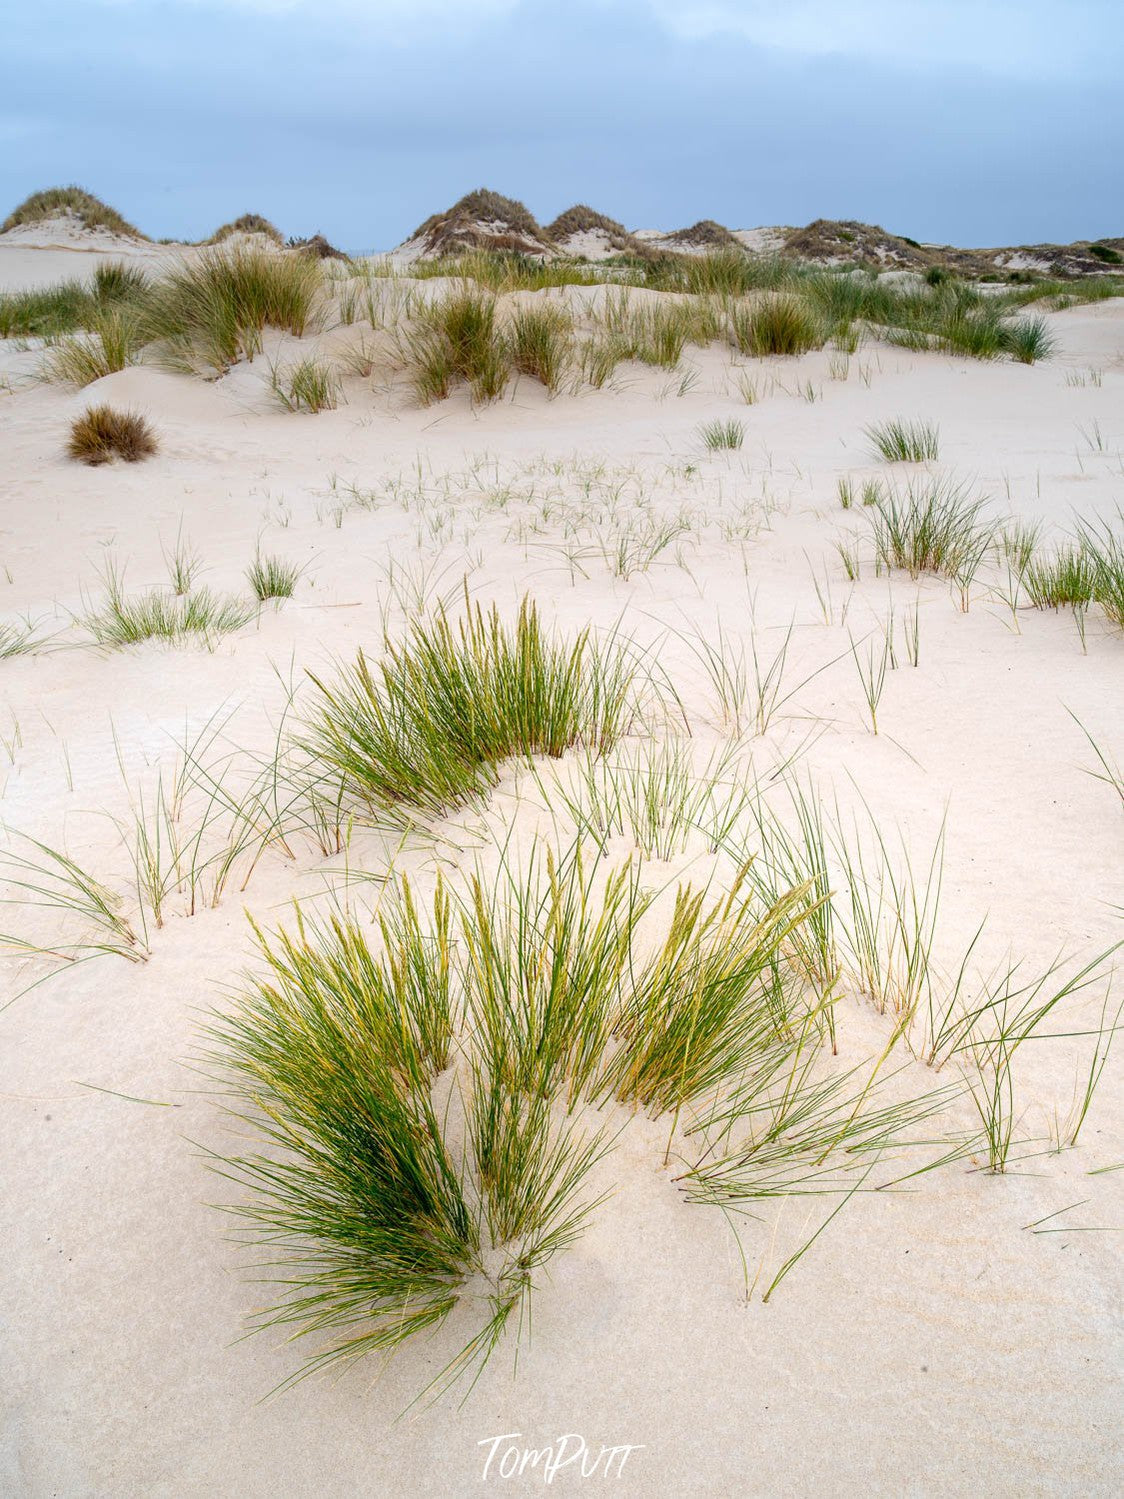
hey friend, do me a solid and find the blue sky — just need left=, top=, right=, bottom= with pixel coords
left=3, top=0, right=1121, bottom=251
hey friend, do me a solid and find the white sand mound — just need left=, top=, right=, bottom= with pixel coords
left=0, top=210, right=149, bottom=254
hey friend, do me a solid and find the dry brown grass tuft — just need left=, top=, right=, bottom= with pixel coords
left=67, top=405, right=158, bottom=465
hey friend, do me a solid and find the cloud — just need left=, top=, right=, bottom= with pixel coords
left=97, top=0, right=522, bottom=21
left=646, top=0, right=1112, bottom=76
left=94, top=0, right=1119, bottom=75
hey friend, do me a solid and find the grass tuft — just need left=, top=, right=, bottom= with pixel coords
left=67, top=405, right=157, bottom=465
left=731, top=294, right=824, bottom=357
left=403, top=285, right=510, bottom=405
left=697, top=417, right=745, bottom=451
left=82, top=563, right=255, bottom=647
left=865, top=418, right=940, bottom=463
left=869, top=478, right=993, bottom=601
left=305, top=599, right=636, bottom=819
left=270, top=357, right=340, bottom=413
left=247, top=552, right=302, bottom=602
left=507, top=303, right=574, bottom=393
left=142, top=246, right=322, bottom=375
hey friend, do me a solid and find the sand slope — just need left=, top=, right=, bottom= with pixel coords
left=1, top=256, right=1122, bottom=1497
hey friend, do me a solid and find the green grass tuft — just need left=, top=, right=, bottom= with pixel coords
left=697, top=417, right=745, bottom=451
left=403, top=285, right=510, bottom=405
left=865, top=418, right=940, bottom=463
left=305, top=598, right=636, bottom=819
left=141, top=246, right=323, bottom=375
left=730, top=294, right=824, bottom=357
left=81, top=563, right=255, bottom=646
left=507, top=303, right=574, bottom=393
left=269, top=357, right=340, bottom=413
left=247, top=552, right=302, bottom=601
left=868, top=478, right=993, bottom=598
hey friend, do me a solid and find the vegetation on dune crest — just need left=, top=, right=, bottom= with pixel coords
left=1, top=185, right=147, bottom=238
left=208, top=213, right=284, bottom=245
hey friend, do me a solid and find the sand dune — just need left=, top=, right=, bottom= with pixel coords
left=1, top=238, right=1122, bottom=1498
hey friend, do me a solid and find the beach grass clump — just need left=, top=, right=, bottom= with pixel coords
left=865, top=418, right=940, bottom=463
left=697, top=417, right=745, bottom=451
left=305, top=598, right=636, bottom=818
left=269, top=356, right=340, bottom=412
left=141, top=246, right=323, bottom=374
left=67, top=405, right=157, bottom=465
left=0, top=618, right=44, bottom=657
left=0, top=280, right=93, bottom=339
left=682, top=250, right=789, bottom=297
left=202, top=830, right=965, bottom=1390
left=601, top=870, right=815, bottom=1115
left=998, top=315, right=1055, bottom=364
left=0, top=257, right=149, bottom=340
left=869, top=477, right=993, bottom=593
left=507, top=303, right=574, bottom=393
left=206, top=903, right=482, bottom=1383
left=1024, top=546, right=1096, bottom=610
left=594, top=292, right=720, bottom=369
left=246, top=552, right=302, bottom=601
left=204, top=864, right=629, bottom=1394
left=730, top=294, right=824, bottom=357
left=404, top=284, right=510, bottom=404
left=1078, top=512, right=1124, bottom=628
left=82, top=563, right=255, bottom=646
left=42, top=305, right=144, bottom=385
left=931, top=303, right=1007, bottom=360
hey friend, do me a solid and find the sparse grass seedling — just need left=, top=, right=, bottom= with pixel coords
left=698, top=418, right=745, bottom=451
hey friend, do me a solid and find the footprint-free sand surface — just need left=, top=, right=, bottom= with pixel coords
left=1, top=244, right=1121, bottom=1497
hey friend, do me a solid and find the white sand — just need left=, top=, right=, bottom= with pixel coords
left=1, top=250, right=1122, bottom=1497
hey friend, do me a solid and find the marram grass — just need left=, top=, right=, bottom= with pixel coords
left=304, top=597, right=638, bottom=819
left=205, top=839, right=978, bottom=1398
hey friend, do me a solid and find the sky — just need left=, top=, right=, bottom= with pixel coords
left=2, top=0, right=1122, bottom=251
